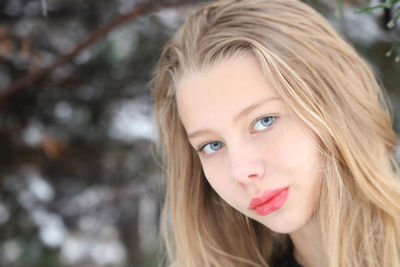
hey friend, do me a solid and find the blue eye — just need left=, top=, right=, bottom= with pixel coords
left=200, top=141, right=223, bottom=154
left=253, top=116, right=276, bottom=131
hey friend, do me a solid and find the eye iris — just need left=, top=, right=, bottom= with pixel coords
left=253, top=116, right=275, bottom=131
left=261, top=117, right=273, bottom=126
left=210, top=142, right=221, bottom=150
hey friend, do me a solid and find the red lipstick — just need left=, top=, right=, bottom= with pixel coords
left=249, top=187, right=289, bottom=216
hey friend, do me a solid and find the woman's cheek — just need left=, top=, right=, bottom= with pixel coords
left=202, top=159, right=227, bottom=187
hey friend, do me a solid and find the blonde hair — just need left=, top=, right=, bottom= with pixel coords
left=152, top=0, right=400, bottom=266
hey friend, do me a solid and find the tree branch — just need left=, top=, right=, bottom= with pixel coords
left=0, top=0, right=195, bottom=102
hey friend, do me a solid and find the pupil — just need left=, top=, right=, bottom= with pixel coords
left=211, top=142, right=220, bottom=149
left=262, top=117, right=271, bottom=126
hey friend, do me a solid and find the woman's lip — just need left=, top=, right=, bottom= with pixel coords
left=248, top=187, right=289, bottom=215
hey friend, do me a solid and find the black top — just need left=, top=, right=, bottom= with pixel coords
left=270, top=243, right=303, bottom=267
left=269, top=234, right=304, bottom=267
left=271, top=252, right=303, bottom=267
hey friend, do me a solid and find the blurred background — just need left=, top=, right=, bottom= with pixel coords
left=0, top=0, right=398, bottom=266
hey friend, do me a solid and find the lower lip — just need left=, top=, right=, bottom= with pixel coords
left=254, top=188, right=290, bottom=216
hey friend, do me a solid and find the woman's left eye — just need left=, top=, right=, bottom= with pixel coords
left=253, top=116, right=276, bottom=131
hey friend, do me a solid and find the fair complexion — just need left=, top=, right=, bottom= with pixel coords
left=176, top=54, right=323, bottom=267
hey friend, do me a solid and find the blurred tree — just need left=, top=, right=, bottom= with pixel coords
left=336, top=0, right=400, bottom=62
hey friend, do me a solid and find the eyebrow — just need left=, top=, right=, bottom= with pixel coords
left=187, top=96, right=281, bottom=140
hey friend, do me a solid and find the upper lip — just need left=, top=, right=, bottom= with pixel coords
left=248, top=186, right=289, bottom=209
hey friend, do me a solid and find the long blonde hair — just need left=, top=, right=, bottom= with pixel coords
left=152, top=0, right=400, bottom=266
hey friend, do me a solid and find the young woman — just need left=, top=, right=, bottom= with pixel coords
left=152, top=0, right=400, bottom=266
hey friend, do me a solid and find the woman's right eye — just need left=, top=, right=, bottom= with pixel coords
left=199, top=141, right=223, bottom=154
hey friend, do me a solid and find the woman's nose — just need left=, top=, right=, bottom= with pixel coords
left=229, top=150, right=265, bottom=185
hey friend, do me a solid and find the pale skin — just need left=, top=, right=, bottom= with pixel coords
left=176, top=54, right=323, bottom=267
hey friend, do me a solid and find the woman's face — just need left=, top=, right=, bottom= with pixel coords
left=176, top=54, right=323, bottom=234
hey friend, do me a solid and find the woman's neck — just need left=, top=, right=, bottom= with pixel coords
left=289, top=216, right=322, bottom=267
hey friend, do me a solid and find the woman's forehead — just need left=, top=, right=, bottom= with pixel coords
left=175, top=54, right=288, bottom=128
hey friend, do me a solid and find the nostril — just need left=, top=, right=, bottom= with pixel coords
left=248, top=174, right=259, bottom=179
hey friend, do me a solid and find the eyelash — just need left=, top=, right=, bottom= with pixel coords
left=196, top=115, right=278, bottom=154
